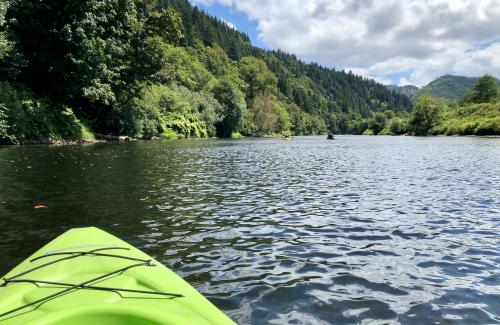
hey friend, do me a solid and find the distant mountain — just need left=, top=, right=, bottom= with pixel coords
left=387, top=85, right=420, bottom=100
left=421, top=75, right=483, bottom=102
left=387, top=74, right=500, bottom=103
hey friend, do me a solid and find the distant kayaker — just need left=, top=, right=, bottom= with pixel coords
left=327, top=132, right=335, bottom=140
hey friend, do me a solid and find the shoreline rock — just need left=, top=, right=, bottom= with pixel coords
left=94, top=133, right=137, bottom=142
left=20, top=139, right=105, bottom=146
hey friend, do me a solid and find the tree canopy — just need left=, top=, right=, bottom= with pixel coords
left=471, top=74, right=499, bottom=104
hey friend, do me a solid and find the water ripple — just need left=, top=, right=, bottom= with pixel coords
left=0, top=136, right=499, bottom=324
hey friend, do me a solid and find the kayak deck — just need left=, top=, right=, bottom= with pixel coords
left=0, top=227, right=234, bottom=324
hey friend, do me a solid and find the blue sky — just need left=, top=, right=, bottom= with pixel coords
left=190, top=0, right=500, bottom=87
left=193, top=2, right=266, bottom=49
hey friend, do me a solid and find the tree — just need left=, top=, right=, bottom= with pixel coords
left=211, top=78, right=247, bottom=137
left=151, top=43, right=212, bottom=90
left=411, top=95, right=445, bottom=135
left=201, top=44, right=231, bottom=76
left=7, top=0, right=154, bottom=108
left=286, top=103, right=305, bottom=135
left=384, top=116, right=409, bottom=135
left=238, top=56, right=277, bottom=102
left=328, top=112, right=349, bottom=134
left=145, top=8, right=184, bottom=45
left=250, top=91, right=281, bottom=136
left=0, top=1, right=22, bottom=79
left=275, top=103, right=291, bottom=134
left=472, top=74, right=498, bottom=103
left=0, top=1, right=10, bottom=62
left=369, top=112, right=387, bottom=134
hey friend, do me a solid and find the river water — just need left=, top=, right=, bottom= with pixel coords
left=0, top=136, right=499, bottom=324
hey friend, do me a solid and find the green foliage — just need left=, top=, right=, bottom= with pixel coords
left=328, top=112, right=349, bottom=134
left=416, top=74, right=500, bottom=104
left=116, top=83, right=223, bottom=139
left=230, top=131, right=244, bottom=139
left=153, top=44, right=213, bottom=90
left=161, top=128, right=181, bottom=139
left=385, top=76, right=500, bottom=136
left=238, top=57, right=277, bottom=102
left=275, top=103, right=291, bottom=134
left=411, top=95, right=446, bottom=135
left=471, top=75, right=499, bottom=104
left=145, top=8, right=184, bottom=45
left=285, top=103, right=325, bottom=135
left=370, top=112, right=388, bottom=134
left=349, top=109, right=413, bottom=136
left=159, top=84, right=222, bottom=138
left=200, top=44, right=232, bottom=77
left=7, top=0, right=161, bottom=107
left=434, top=101, right=500, bottom=135
left=304, top=114, right=327, bottom=135
left=0, top=1, right=10, bottom=62
left=0, top=81, right=93, bottom=143
left=0, top=1, right=23, bottom=79
left=362, top=129, right=374, bottom=135
left=380, top=117, right=410, bottom=135
left=0, top=103, right=14, bottom=143
left=211, top=78, right=248, bottom=137
left=249, top=91, right=290, bottom=136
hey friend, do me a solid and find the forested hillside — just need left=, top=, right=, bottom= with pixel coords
left=0, top=0, right=412, bottom=144
left=162, top=0, right=412, bottom=118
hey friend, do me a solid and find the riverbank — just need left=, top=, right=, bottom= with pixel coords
left=3, top=133, right=499, bottom=147
left=1, top=133, right=140, bottom=146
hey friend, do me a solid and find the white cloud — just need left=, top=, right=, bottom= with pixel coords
left=398, top=77, right=412, bottom=87
left=191, top=0, right=500, bottom=86
left=453, top=42, right=500, bottom=77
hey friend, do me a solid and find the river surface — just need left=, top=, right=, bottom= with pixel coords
left=0, top=136, right=499, bottom=324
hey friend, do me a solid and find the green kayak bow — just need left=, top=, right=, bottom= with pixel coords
left=0, top=227, right=235, bottom=325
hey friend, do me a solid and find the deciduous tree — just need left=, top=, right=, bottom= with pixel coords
left=472, top=74, right=498, bottom=103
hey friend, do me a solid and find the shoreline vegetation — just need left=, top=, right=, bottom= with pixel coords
left=0, top=1, right=498, bottom=145
left=1, top=84, right=498, bottom=146
left=352, top=84, right=500, bottom=137
left=2, top=73, right=498, bottom=146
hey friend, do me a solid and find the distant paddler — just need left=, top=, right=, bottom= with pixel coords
left=283, top=133, right=291, bottom=140
left=327, top=132, right=335, bottom=140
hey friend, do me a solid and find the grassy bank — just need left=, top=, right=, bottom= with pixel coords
left=434, top=101, right=500, bottom=135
